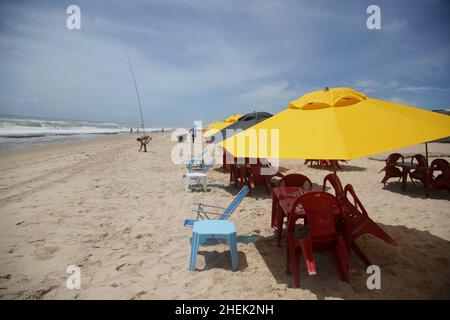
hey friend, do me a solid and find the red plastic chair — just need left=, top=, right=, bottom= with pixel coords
left=322, top=173, right=345, bottom=200
left=278, top=173, right=313, bottom=190
left=342, top=184, right=396, bottom=266
left=306, top=159, right=346, bottom=171
left=229, top=163, right=238, bottom=187
left=409, top=154, right=428, bottom=186
left=380, top=153, right=404, bottom=186
left=232, top=163, right=253, bottom=195
left=431, top=159, right=450, bottom=193
left=286, top=192, right=353, bottom=288
left=273, top=174, right=313, bottom=245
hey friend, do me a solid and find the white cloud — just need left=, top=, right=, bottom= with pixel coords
left=397, top=86, right=450, bottom=92
left=232, top=82, right=311, bottom=113
left=353, top=79, right=399, bottom=92
left=389, top=96, right=417, bottom=106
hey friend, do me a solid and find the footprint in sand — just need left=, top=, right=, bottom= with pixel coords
left=0, top=274, right=11, bottom=281
left=131, top=291, right=147, bottom=300
left=135, top=233, right=152, bottom=239
left=33, top=246, right=60, bottom=261
left=30, top=285, right=57, bottom=299
left=115, top=263, right=131, bottom=271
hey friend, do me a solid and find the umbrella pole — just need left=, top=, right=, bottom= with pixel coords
left=425, top=142, right=429, bottom=164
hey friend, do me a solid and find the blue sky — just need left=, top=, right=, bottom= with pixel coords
left=0, top=0, right=449, bottom=127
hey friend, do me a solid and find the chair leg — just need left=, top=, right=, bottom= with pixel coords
left=246, top=174, right=253, bottom=197
left=286, top=237, right=295, bottom=274
left=337, top=237, right=355, bottom=272
left=271, top=196, right=277, bottom=228
left=330, top=249, right=349, bottom=283
left=185, top=177, right=190, bottom=192
left=355, top=222, right=396, bottom=245
left=275, top=210, right=284, bottom=246
left=229, top=232, right=238, bottom=272
left=203, top=176, right=207, bottom=191
left=248, top=173, right=255, bottom=191
left=351, top=241, right=371, bottom=267
left=299, top=237, right=316, bottom=275
left=291, top=250, right=300, bottom=288
left=263, top=176, right=271, bottom=195
left=372, top=225, right=396, bottom=245
left=189, top=233, right=200, bottom=271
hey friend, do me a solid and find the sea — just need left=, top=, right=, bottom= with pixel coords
left=0, top=114, right=165, bottom=151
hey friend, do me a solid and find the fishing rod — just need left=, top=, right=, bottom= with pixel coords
left=126, top=50, right=145, bottom=134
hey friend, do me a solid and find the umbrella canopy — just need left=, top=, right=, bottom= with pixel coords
left=203, top=114, right=243, bottom=138
left=220, top=87, right=450, bottom=160
left=208, top=111, right=272, bottom=143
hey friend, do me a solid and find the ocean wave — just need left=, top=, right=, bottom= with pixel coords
left=0, top=116, right=131, bottom=137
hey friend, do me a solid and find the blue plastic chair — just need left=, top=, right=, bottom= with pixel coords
left=185, top=148, right=210, bottom=171
left=183, top=186, right=249, bottom=227
left=189, top=220, right=238, bottom=271
left=182, top=158, right=216, bottom=191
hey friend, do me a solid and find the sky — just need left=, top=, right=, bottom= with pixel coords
left=0, top=0, right=449, bottom=127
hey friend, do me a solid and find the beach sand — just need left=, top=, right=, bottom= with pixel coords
left=0, top=133, right=449, bottom=299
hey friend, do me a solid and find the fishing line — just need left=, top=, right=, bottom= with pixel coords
left=125, top=50, right=145, bottom=134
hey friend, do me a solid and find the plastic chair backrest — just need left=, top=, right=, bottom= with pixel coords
left=201, top=158, right=215, bottom=173
left=411, top=154, right=428, bottom=168
left=431, top=158, right=450, bottom=179
left=278, top=173, right=313, bottom=190
left=219, top=186, right=249, bottom=220
left=431, top=158, right=450, bottom=171
left=322, top=173, right=344, bottom=198
left=387, top=153, right=404, bottom=165
left=343, top=184, right=368, bottom=220
left=188, top=148, right=210, bottom=162
left=289, top=191, right=341, bottom=241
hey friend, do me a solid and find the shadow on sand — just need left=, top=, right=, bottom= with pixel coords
left=305, top=164, right=367, bottom=172
left=213, top=166, right=291, bottom=174
left=196, top=250, right=248, bottom=271
left=254, top=224, right=450, bottom=299
left=187, top=228, right=261, bottom=273
left=382, top=181, right=450, bottom=200
left=221, top=181, right=325, bottom=200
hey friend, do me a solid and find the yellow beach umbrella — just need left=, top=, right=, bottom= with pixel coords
left=204, top=114, right=243, bottom=138
left=220, top=87, right=450, bottom=160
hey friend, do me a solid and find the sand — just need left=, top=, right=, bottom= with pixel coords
left=0, top=133, right=449, bottom=299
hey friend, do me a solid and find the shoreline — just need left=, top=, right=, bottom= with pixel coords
left=0, top=133, right=131, bottom=159
left=0, top=132, right=168, bottom=158
left=0, top=113, right=174, bottom=153
left=0, top=131, right=171, bottom=154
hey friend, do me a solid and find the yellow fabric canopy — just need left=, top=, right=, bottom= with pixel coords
left=204, top=114, right=243, bottom=138
left=220, top=87, right=450, bottom=160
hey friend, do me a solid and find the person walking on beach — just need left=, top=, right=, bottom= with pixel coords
left=137, top=134, right=151, bottom=152
left=188, top=125, right=197, bottom=143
